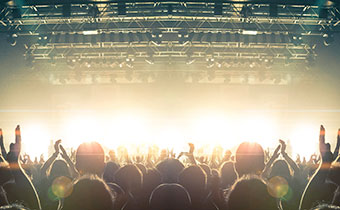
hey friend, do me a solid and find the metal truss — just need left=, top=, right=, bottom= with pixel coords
left=0, top=0, right=338, bottom=84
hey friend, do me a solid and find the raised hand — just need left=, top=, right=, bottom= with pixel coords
left=319, top=125, right=333, bottom=163
left=272, top=144, right=281, bottom=159
left=279, top=139, right=286, bottom=154
left=54, top=139, right=61, bottom=154
left=0, top=128, right=7, bottom=160
left=7, top=125, right=22, bottom=163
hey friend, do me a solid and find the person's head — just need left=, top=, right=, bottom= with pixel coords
left=75, top=142, right=105, bottom=176
left=149, top=183, right=191, bottom=210
left=103, top=161, right=120, bottom=184
left=178, top=165, right=207, bottom=201
left=63, top=175, right=114, bottom=210
left=235, top=142, right=265, bottom=177
left=269, top=159, right=291, bottom=181
left=143, top=168, right=162, bottom=194
left=220, top=161, right=237, bottom=189
left=114, top=164, right=142, bottom=195
left=49, top=159, right=70, bottom=180
left=156, top=158, right=184, bottom=183
left=227, top=176, right=278, bottom=210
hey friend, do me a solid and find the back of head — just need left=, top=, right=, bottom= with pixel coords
left=156, top=158, right=185, bottom=183
left=269, top=159, right=291, bottom=180
left=149, top=183, right=191, bottom=210
left=235, top=142, right=265, bottom=177
left=76, top=142, right=105, bottom=176
left=227, top=176, right=277, bottom=210
left=220, top=161, right=237, bottom=189
left=103, top=161, right=120, bottom=183
left=178, top=165, right=207, bottom=200
left=114, top=164, right=142, bottom=194
left=63, top=175, right=114, bottom=210
left=49, top=159, right=70, bottom=180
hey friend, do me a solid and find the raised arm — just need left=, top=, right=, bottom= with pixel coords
left=0, top=129, right=7, bottom=160
left=299, top=125, right=336, bottom=210
left=262, top=144, right=280, bottom=178
left=333, top=129, right=340, bottom=159
left=6, top=125, right=41, bottom=210
left=40, top=140, right=60, bottom=177
left=60, top=144, right=79, bottom=178
left=280, top=139, right=300, bottom=174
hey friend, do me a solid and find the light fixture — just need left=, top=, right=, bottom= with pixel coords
left=7, top=33, right=18, bottom=46
left=323, top=33, right=334, bottom=46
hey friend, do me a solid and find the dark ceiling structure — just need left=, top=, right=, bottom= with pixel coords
left=0, top=0, right=339, bottom=85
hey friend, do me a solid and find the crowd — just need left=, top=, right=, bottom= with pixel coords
left=0, top=125, right=340, bottom=210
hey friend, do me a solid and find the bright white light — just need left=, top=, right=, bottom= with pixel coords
left=242, top=30, right=258, bottom=35
left=290, top=124, right=318, bottom=159
left=21, top=124, right=50, bottom=159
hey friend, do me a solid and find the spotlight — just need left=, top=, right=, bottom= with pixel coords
left=151, top=30, right=162, bottom=45
left=290, top=34, right=303, bottom=46
left=126, top=57, right=135, bottom=68
left=323, top=33, right=334, bottom=46
left=38, top=34, right=51, bottom=46
left=206, top=57, right=215, bottom=68
left=7, top=33, right=18, bottom=46
left=264, top=58, right=274, bottom=69
left=67, top=59, right=76, bottom=69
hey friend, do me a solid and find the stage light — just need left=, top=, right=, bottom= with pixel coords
left=206, top=57, right=215, bottom=68
left=323, top=33, right=334, bottom=46
left=66, top=59, right=76, bottom=69
left=126, top=57, right=135, bottom=68
left=151, top=30, right=162, bottom=45
left=38, top=34, right=51, bottom=46
left=7, top=33, right=17, bottom=46
left=290, top=34, right=303, bottom=46
left=178, top=30, right=190, bottom=45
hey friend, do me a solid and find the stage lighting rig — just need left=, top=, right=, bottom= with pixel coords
left=7, top=33, right=17, bottom=46
left=323, top=33, right=334, bottom=46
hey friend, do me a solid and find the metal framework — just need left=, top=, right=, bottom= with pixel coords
left=1, top=0, right=339, bottom=84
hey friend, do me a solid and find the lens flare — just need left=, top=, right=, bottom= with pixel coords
left=50, top=176, right=73, bottom=199
left=267, top=176, right=289, bottom=198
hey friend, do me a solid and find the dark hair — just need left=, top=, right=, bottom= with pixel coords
left=49, top=159, right=71, bottom=180
left=178, top=165, right=207, bottom=201
left=220, top=161, right=237, bottom=189
left=103, top=161, right=120, bottom=184
left=149, top=183, right=191, bottom=210
left=63, top=175, right=114, bottom=210
left=156, top=158, right=184, bottom=183
left=227, top=175, right=278, bottom=210
left=114, top=164, right=143, bottom=195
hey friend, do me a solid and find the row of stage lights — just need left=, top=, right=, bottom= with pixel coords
left=49, top=70, right=292, bottom=85
left=7, top=30, right=336, bottom=47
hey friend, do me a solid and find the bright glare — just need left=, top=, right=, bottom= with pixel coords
left=18, top=113, right=321, bottom=159
left=289, top=124, right=318, bottom=159
left=21, top=124, right=51, bottom=159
